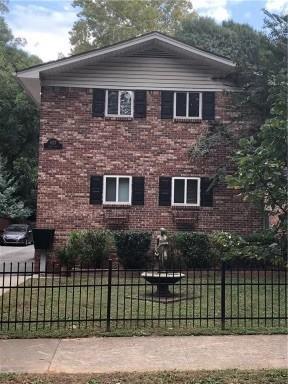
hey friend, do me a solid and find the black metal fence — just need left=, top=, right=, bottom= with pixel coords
left=0, top=260, right=287, bottom=333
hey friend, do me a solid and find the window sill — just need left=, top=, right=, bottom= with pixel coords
left=173, top=118, right=202, bottom=123
left=105, top=116, right=133, bottom=121
left=103, top=204, right=131, bottom=209
left=171, top=206, right=200, bottom=210
left=171, top=206, right=213, bottom=210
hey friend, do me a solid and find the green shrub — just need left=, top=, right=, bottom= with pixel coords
left=244, top=229, right=277, bottom=245
left=57, top=246, right=77, bottom=268
left=209, top=230, right=285, bottom=267
left=169, top=232, right=213, bottom=268
left=114, top=231, right=152, bottom=269
left=59, top=230, right=112, bottom=267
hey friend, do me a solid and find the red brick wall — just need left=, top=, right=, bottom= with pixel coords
left=37, top=87, right=263, bottom=260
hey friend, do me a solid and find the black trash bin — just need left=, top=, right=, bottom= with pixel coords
left=32, top=228, right=55, bottom=250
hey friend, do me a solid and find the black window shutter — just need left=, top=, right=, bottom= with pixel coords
left=200, top=177, right=214, bottom=207
left=202, top=92, right=215, bottom=120
left=92, top=89, right=105, bottom=117
left=159, top=177, right=172, bottom=206
left=134, top=91, right=146, bottom=118
left=132, top=177, right=145, bottom=205
left=161, top=91, right=174, bottom=119
left=90, top=176, right=103, bottom=204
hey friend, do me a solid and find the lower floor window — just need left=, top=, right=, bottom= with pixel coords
left=103, top=175, right=132, bottom=204
left=172, top=177, right=200, bottom=206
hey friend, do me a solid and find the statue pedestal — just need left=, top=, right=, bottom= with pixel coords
left=141, top=271, right=185, bottom=298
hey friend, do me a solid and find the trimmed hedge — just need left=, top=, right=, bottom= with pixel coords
left=169, top=232, right=213, bottom=268
left=58, top=230, right=112, bottom=267
left=57, top=228, right=285, bottom=269
left=114, top=231, right=152, bottom=269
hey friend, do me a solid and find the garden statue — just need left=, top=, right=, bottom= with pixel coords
left=141, top=227, right=185, bottom=299
left=155, top=227, right=169, bottom=270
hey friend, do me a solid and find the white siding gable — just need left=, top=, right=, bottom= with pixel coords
left=41, top=51, right=233, bottom=91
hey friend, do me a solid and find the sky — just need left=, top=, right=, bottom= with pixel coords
left=4, top=0, right=288, bottom=62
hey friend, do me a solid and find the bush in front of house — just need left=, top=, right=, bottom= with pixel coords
left=209, top=230, right=285, bottom=268
left=114, top=231, right=152, bottom=269
left=169, top=232, right=213, bottom=268
left=57, top=246, right=77, bottom=268
left=58, top=229, right=112, bottom=267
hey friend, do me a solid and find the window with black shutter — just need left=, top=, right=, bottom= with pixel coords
left=134, top=91, right=146, bottom=118
left=90, top=176, right=103, bottom=204
left=92, top=89, right=105, bottom=117
left=105, top=90, right=133, bottom=117
left=200, top=177, right=214, bottom=207
left=172, top=177, right=200, bottom=206
left=202, top=92, right=215, bottom=120
left=159, top=177, right=172, bottom=206
left=174, top=92, right=201, bottom=119
left=103, top=175, right=132, bottom=204
left=161, top=91, right=173, bottom=119
left=132, top=177, right=145, bottom=205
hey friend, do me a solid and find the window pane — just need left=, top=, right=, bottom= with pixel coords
left=106, top=177, right=116, bottom=201
left=108, top=91, right=118, bottom=114
left=118, top=178, right=130, bottom=202
left=187, top=179, right=198, bottom=204
left=174, top=179, right=185, bottom=203
left=188, top=92, right=200, bottom=117
left=120, top=91, right=132, bottom=115
left=176, top=93, right=186, bottom=117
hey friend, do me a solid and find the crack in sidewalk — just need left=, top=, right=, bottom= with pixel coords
left=47, top=339, right=62, bottom=372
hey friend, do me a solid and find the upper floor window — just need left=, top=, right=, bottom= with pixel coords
left=172, top=177, right=200, bottom=206
left=105, top=90, right=134, bottom=117
left=173, top=92, right=202, bottom=119
left=103, top=175, right=132, bottom=204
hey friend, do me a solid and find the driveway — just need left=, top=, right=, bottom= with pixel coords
left=0, top=244, right=34, bottom=273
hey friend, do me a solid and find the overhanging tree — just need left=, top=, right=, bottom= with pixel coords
left=177, top=12, right=287, bottom=231
left=227, top=13, right=288, bottom=231
left=70, top=0, right=195, bottom=53
left=227, top=96, right=287, bottom=230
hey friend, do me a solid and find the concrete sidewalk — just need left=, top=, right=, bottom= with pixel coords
left=0, top=335, right=287, bottom=373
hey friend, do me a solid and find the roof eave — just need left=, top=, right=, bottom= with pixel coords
left=16, top=32, right=235, bottom=77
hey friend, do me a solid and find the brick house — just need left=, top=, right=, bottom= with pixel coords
left=17, top=32, right=263, bottom=259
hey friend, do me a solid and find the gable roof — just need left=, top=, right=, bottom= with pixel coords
left=16, top=31, right=236, bottom=104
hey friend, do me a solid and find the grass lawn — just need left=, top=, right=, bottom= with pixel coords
left=0, top=370, right=287, bottom=384
left=0, top=269, right=287, bottom=337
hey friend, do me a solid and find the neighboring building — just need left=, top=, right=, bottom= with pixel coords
left=17, top=32, right=263, bottom=260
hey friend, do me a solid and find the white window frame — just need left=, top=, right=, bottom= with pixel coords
left=103, top=175, right=132, bottom=205
left=105, top=90, right=134, bottom=118
left=171, top=177, right=201, bottom=206
left=173, top=92, right=202, bottom=119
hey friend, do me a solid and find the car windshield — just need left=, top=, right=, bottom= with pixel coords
left=6, top=225, right=27, bottom=232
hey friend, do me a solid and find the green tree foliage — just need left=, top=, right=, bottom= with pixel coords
left=0, top=0, right=8, bottom=14
left=177, top=15, right=274, bottom=125
left=0, top=16, right=41, bottom=217
left=226, top=12, right=287, bottom=230
left=227, top=88, right=287, bottom=230
left=70, top=0, right=194, bottom=53
left=178, top=13, right=287, bottom=231
left=0, top=156, right=31, bottom=219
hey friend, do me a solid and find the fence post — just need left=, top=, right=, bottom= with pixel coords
left=106, top=258, right=112, bottom=332
left=221, top=262, right=226, bottom=330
